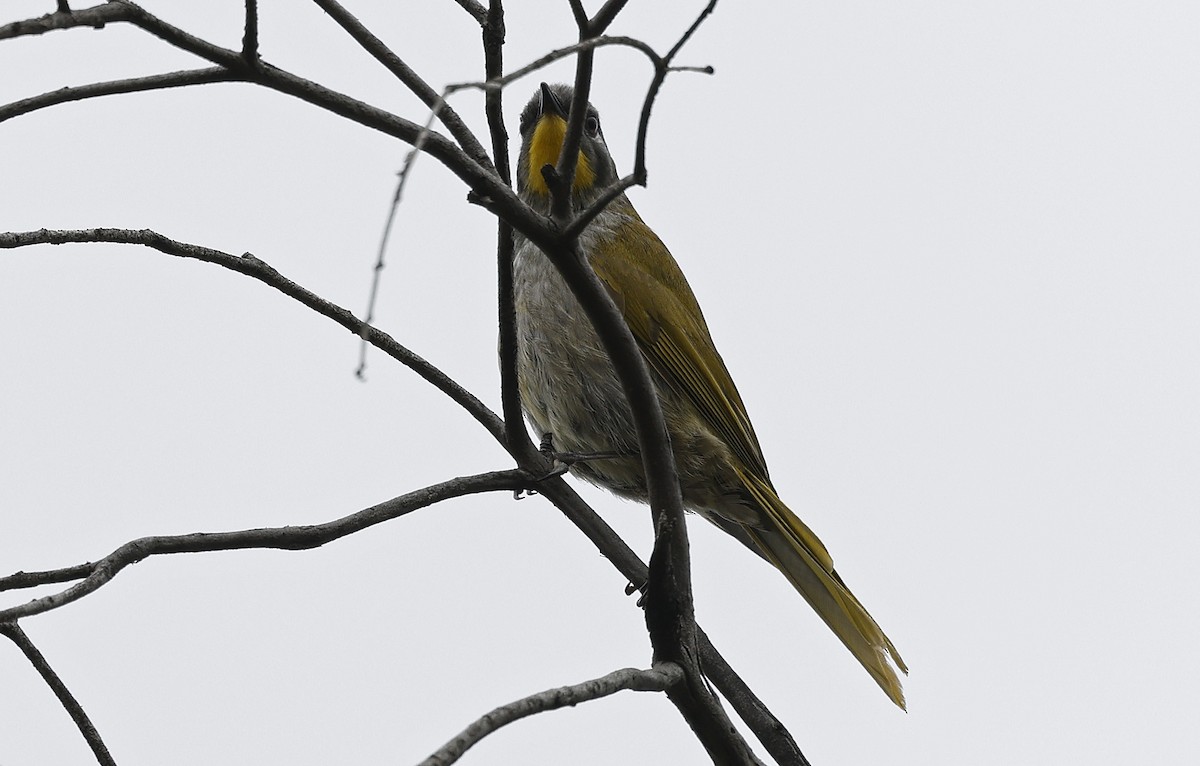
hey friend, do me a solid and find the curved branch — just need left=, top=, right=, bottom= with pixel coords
left=0, top=67, right=242, bottom=123
left=445, top=35, right=662, bottom=96
left=629, top=0, right=719, bottom=180
left=355, top=93, right=447, bottom=380
left=0, top=622, right=117, bottom=766
left=0, top=469, right=534, bottom=623
left=0, top=227, right=506, bottom=445
left=420, top=663, right=684, bottom=766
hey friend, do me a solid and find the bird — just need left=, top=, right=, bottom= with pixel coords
left=512, top=82, right=907, bottom=709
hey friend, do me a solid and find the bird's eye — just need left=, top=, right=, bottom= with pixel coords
left=584, top=115, right=600, bottom=137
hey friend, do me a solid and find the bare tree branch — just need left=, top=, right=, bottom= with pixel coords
left=0, top=68, right=242, bottom=123
left=0, top=1, right=131, bottom=38
left=445, top=35, right=661, bottom=95
left=589, top=0, right=632, bottom=35
left=420, top=663, right=685, bottom=766
left=0, top=3, right=548, bottom=238
left=630, top=0, right=720, bottom=180
left=311, top=0, right=493, bottom=172
left=0, top=622, right=117, bottom=766
left=473, top=0, right=538, bottom=465
left=0, top=228, right=507, bottom=445
left=242, top=0, right=259, bottom=65
left=450, top=0, right=487, bottom=25
left=697, top=630, right=810, bottom=766
left=0, top=469, right=534, bottom=623
left=534, top=481, right=809, bottom=765
left=355, top=92, right=448, bottom=380
left=0, top=564, right=95, bottom=594
left=561, top=174, right=640, bottom=240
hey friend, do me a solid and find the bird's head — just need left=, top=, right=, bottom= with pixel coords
left=516, top=83, right=619, bottom=206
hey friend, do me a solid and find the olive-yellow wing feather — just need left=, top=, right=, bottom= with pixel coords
left=589, top=204, right=908, bottom=708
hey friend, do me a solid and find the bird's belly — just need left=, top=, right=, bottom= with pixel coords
left=512, top=242, right=752, bottom=518
left=514, top=242, right=644, bottom=496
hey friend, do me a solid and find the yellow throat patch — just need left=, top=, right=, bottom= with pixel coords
left=526, top=114, right=596, bottom=196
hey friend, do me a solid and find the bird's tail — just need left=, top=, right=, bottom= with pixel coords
left=736, top=468, right=908, bottom=709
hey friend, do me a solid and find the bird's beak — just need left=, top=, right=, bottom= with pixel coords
left=539, top=82, right=568, bottom=121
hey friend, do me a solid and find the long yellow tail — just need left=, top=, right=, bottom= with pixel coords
left=737, top=468, right=908, bottom=709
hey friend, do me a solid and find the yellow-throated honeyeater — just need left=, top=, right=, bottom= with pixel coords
left=513, top=83, right=907, bottom=708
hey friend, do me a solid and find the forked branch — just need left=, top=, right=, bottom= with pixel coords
left=421, top=663, right=685, bottom=766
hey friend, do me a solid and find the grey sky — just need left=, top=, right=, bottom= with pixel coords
left=2, top=2, right=1198, bottom=764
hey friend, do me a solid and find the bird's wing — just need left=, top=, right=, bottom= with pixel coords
left=590, top=205, right=909, bottom=709
left=589, top=205, right=771, bottom=482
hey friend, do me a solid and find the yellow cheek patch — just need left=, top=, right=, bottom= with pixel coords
left=527, top=114, right=596, bottom=196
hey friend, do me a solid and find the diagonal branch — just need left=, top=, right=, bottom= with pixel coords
left=533, top=482, right=809, bottom=766
left=0, top=469, right=534, bottom=623
left=450, top=0, right=487, bottom=25
left=0, top=622, right=117, bottom=766
left=445, top=35, right=661, bottom=95
left=0, top=228, right=507, bottom=445
left=311, top=0, right=494, bottom=173
left=420, top=663, right=685, bottom=766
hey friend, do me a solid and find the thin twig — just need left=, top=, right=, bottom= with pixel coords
left=0, top=622, right=117, bottom=766
left=630, top=0, right=720, bottom=179
left=0, top=469, right=533, bottom=623
left=561, top=174, right=640, bottom=241
left=420, top=664, right=684, bottom=766
left=0, top=68, right=241, bottom=123
left=355, top=92, right=446, bottom=380
left=444, top=36, right=661, bottom=96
